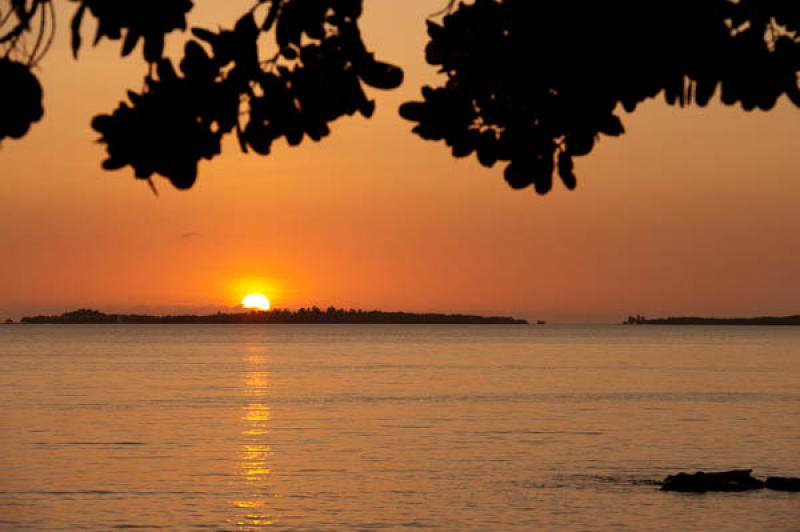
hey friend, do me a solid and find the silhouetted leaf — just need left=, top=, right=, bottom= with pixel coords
left=476, top=131, right=498, bottom=167
left=358, top=59, right=403, bottom=90
left=143, top=34, right=165, bottom=63
left=0, top=59, right=44, bottom=141
left=102, top=158, right=126, bottom=170
left=168, top=166, right=197, bottom=190
left=235, top=12, right=258, bottom=39
left=695, top=78, right=717, bottom=107
left=358, top=98, right=376, bottom=118
left=399, top=102, right=426, bottom=121
left=504, top=163, right=533, bottom=189
left=598, top=115, right=624, bottom=137
left=121, top=29, right=140, bottom=57
left=180, top=41, right=214, bottom=80
left=70, top=3, right=87, bottom=58
left=191, top=27, right=217, bottom=43
left=567, top=133, right=594, bottom=157
left=557, top=151, right=576, bottom=190
left=262, top=1, right=280, bottom=32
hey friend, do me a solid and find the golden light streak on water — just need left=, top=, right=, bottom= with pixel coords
left=232, top=347, right=274, bottom=529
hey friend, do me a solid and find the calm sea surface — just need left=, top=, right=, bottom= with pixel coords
left=1, top=325, right=799, bottom=530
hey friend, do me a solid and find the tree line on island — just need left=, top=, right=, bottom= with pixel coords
left=625, top=314, right=800, bottom=325
left=9, top=310, right=800, bottom=325
left=16, top=308, right=529, bottom=325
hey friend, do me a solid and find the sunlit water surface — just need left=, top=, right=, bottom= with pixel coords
left=1, top=325, right=799, bottom=530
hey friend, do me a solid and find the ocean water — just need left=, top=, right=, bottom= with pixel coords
left=0, top=324, right=799, bottom=530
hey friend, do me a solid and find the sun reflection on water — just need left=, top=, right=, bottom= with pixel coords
left=233, top=349, right=274, bottom=529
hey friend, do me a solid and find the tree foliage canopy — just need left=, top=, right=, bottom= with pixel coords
left=2, top=0, right=800, bottom=193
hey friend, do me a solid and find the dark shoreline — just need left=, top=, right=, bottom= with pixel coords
left=624, top=315, right=800, bottom=326
left=16, top=308, right=529, bottom=325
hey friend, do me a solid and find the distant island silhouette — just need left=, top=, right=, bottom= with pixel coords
left=624, top=314, right=800, bottom=326
left=18, top=308, right=528, bottom=325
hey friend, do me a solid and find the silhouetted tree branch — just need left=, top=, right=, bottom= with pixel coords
left=400, top=0, right=800, bottom=193
left=2, top=0, right=800, bottom=193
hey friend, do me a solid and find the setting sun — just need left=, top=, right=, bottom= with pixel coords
left=241, top=293, right=271, bottom=311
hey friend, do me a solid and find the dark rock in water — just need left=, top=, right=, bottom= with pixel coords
left=661, top=469, right=765, bottom=492
left=766, top=477, right=800, bottom=492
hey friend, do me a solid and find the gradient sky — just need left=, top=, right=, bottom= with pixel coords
left=2, top=1, right=800, bottom=322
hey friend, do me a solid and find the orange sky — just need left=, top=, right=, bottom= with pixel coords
left=2, top=1, right=800, bottom=322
